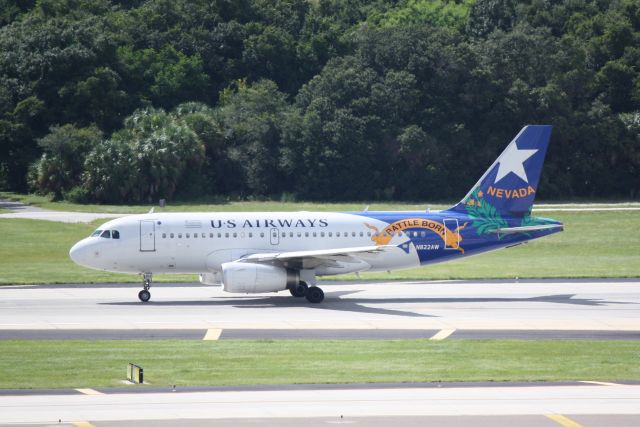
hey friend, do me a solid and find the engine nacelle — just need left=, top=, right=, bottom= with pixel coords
left=221, top=262, right=299, bottom=293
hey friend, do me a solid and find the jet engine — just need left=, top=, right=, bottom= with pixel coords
left=221, top=262, right=299, bottom=293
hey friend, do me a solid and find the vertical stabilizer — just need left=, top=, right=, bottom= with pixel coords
left=447, top=125, right=552, bottom=217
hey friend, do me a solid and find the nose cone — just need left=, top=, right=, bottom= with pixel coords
left=69, top=239, right=95, bottom=268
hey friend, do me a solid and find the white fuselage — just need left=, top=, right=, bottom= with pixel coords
left=69, top=212, right=420, bottom=277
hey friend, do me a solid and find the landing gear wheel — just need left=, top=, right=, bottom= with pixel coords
left=138, top=289, right=151, bottom=302
left=305, top=286, right=324, bottom=304
left=289, top=282, right=309, bottom=297
left=139, top=272, right=152, bottom=302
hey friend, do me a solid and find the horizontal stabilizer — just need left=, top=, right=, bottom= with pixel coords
left=494, top=224, right=564, bottom=234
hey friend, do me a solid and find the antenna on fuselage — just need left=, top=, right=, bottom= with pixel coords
left=148, top=207, right=155, bottom=214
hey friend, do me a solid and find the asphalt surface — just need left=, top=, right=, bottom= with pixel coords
left=1, top=328, right=639, bottom=340
left=1, top=279, right=638, bottom=331
left=1, top=383, right=639, bottom=425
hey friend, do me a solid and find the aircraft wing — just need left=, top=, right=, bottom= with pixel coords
left=240, top=245, right=394, bottom=270
left=495, top=224, right=564, bottom=234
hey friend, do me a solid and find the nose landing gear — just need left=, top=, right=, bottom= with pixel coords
left=138, top=273, right=152, bottom=302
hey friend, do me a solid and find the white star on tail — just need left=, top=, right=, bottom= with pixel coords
left=494, top=143, right=538, bottom=184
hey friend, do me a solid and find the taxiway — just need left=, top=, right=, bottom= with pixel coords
left=0, top=279, right=638, bottom=333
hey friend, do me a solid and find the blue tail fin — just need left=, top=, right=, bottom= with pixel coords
left=448, top=125, right=552, bottom=217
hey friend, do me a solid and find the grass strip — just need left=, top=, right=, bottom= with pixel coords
left=0, top=339, right=638, bottom=389
left=0, top=192, right=448, bottom=213
left=1, top=209, right=639, bottom=284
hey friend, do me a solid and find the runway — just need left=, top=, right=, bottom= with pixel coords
left=1, top=383, right=640, bottom=425
left=0, top=279, right=638, bottom=333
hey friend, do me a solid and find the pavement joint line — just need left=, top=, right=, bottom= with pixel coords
left=580, top=380, right=622, bottom=387
left=545, top=414, right=584, bottom=427
left=75, top=388, right=104, bottom=395
left=203, top=328, right=223, bottom=340
left=429, top=329, right=456, bottom=341
left=72, top=422, right=97, bottom=427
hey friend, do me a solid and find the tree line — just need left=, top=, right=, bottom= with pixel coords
left=1, top=0, right=639, bottom=203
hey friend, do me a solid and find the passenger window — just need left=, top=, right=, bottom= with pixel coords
left=240, top=232, right=245, bottom=238
left=336, top=232, right=341, bottom=237
left=352, top=232, right=356, bottom=237
left=367, top=232, right=372, bottom=237
left=260, top=232, right=264, bottom=238
left=218, top=233, right=221, bottom=238
left=225, top=233, right=229, bottom=238
left=186, top=233, right=190, bottom=238
left=112, top=230, right=120, bottom=239
left=162, top=233, right=167, bottom=238
left=414, top=231, right=418, bottom=237
left=289, top=232, right=293, bottom=237
left=178, top=233, right=182, bottom=238
left=170, top=233, right=174, bottom=238
left=233, top=233, right=237, bottom=238
left=320, top=232, right=325, bottom=237
left=249, top=232, right=253, bottom=238
left=210, top=233, right=213, bottom=238
left=305, top=232, right=309, bottom=237
left=282, top=232, right=286, bottom=237
left=194, top=233, right=197, bottom=238
left=421, top=231, right=426, bottom=237
left=202, top=233, right=206, bottom=238
left=100, top=230, right=111, bottom=239
left=328, top=232, right=332, bottom=237
left=359, top=232, right=363, bottom=237
left=313, top=232, right=317, bottom=237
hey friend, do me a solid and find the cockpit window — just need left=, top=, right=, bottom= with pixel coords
left=91, top=230, right=102, bottom=237
left=112, top=230, right=120, bottom=239
left=100, top=230, right=111, bottom=239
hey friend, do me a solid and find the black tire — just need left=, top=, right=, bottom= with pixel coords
left=305, top=286, right=324, bottom=304
left=289, top=282, right=309, bottom=298
left=138, top=289, right=151, bottom=302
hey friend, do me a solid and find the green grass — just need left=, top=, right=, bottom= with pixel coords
left=0, top=191, right=448, bottom=213
left=0, top=339, right=638, bottom=389
left=0, top=219, right=194, bottom=284
left=0, top=209, right=638, bottom=284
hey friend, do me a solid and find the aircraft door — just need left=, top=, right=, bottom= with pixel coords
left=140, top=220, right=156, bottom=252
left=270, top=228, right=279, bottom=245
left=443, top=218, right=459, bottom=250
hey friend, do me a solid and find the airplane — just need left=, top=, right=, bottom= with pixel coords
left=69, top=125, right=563, bottom=303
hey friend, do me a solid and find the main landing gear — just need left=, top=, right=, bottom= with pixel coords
left=138, top=272, right=152, bottom=302
left=289, top=281, right=324, bottom=303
